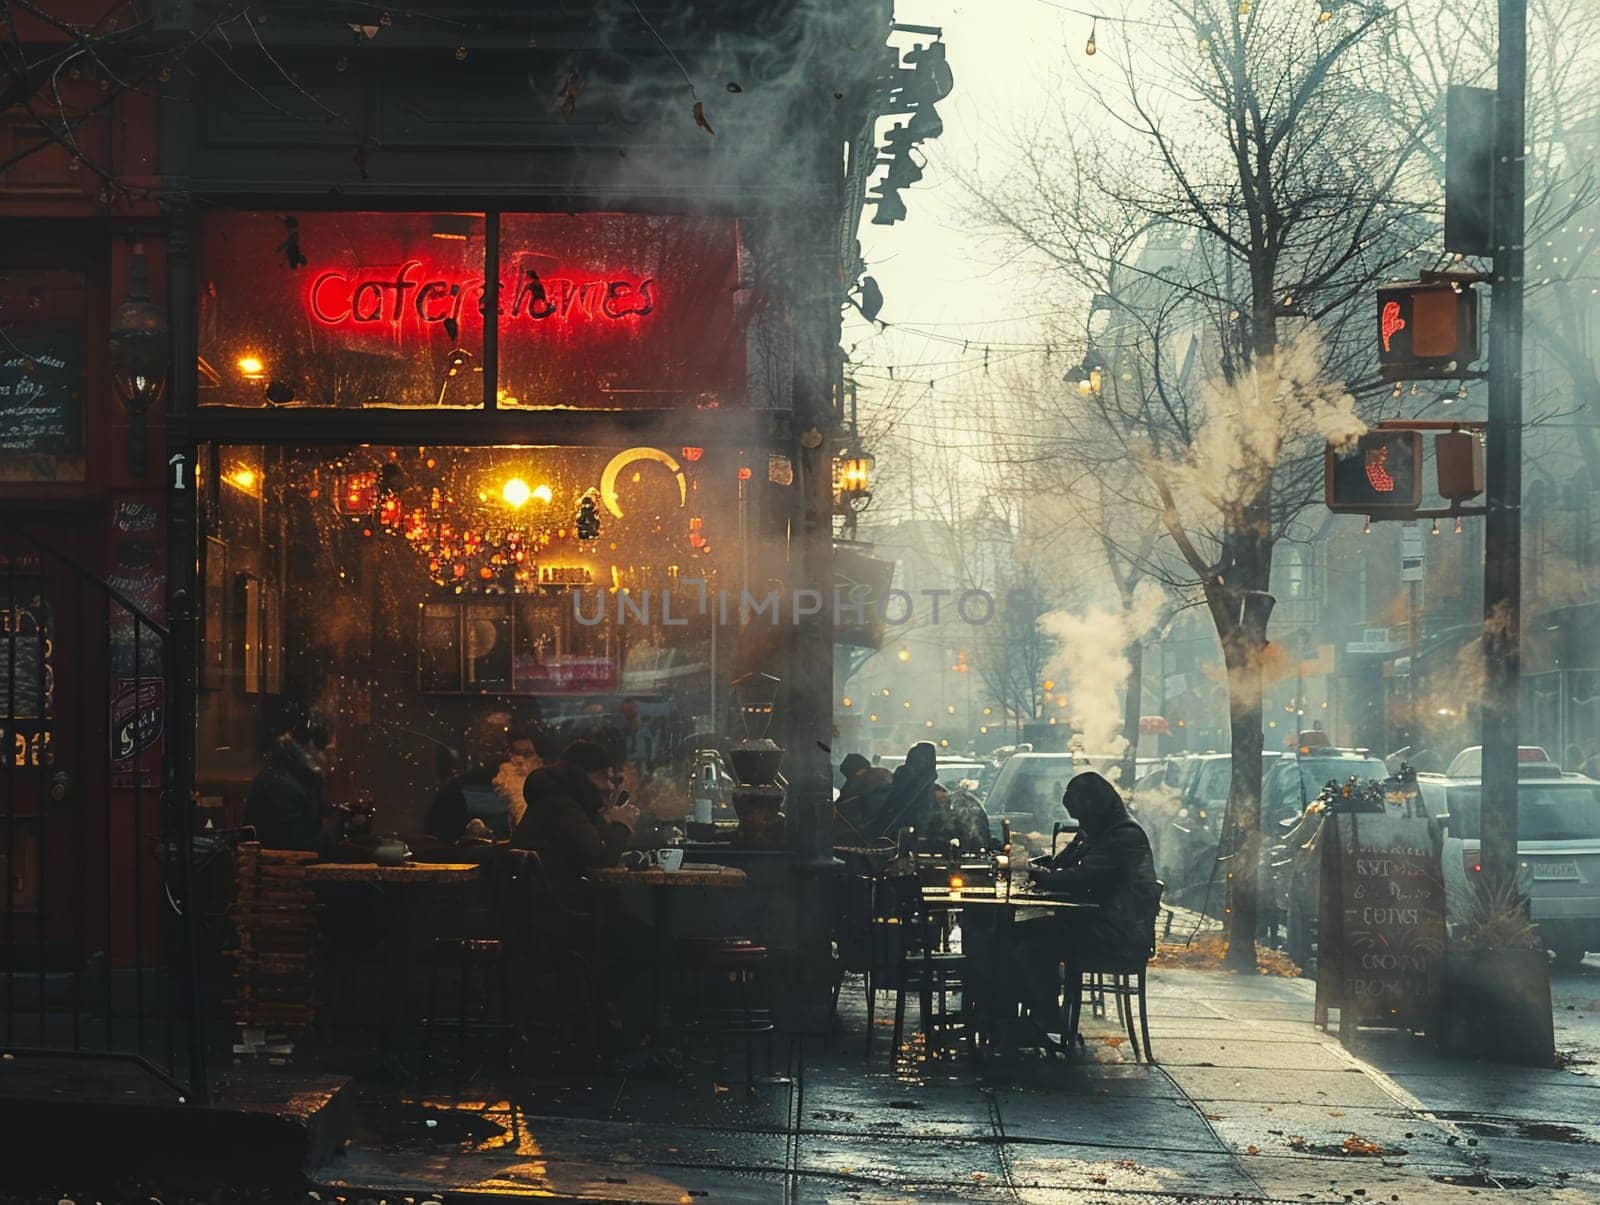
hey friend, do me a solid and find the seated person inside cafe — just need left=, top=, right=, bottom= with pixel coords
left=834, top=752, right=894, bottom=843
left=511, top=738, right=640, bottom=868
left=245, top=700, right=337, bottom=855
left=509, top=739, right=648, bottom=1040
left=1009, top=771, right=1161, bottom=1036
left=425, top=707, right=525, bottom=841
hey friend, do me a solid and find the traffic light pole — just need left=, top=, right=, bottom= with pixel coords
left=1481, top=0, right=1527, bottom=893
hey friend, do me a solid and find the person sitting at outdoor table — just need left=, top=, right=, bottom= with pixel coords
left=246, top=701, right=337, bottom=855
left=1010, top=771, right=1161, bottom=1038
left=873, top=741, right=940, bottom=841
left=920, top=781, right=994, bottom=851
left=834, top=752, right=894, bottom=845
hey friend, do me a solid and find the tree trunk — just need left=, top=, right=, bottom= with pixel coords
left=1120, top=639, right=1144, bottom=791
left=1210, top=499, right=1274, bottom=973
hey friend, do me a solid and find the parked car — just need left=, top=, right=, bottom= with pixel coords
left=935, top=759, right=990, bottom=798
left=982, top=752, right=1076, bottom=836
left=1155, top=751, right=1305, bottom=906
left=1417, top=747, right=1600, bottom=969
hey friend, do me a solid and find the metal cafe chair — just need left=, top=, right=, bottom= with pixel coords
left=1066, top=882, right=1164, bottom=1064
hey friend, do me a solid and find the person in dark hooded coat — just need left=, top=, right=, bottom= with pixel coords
left=872, top=741, right=940, bottom=841
left=509, top=739, right=639, bottom=899
left=1011, top=771, right=1161, bottom=1032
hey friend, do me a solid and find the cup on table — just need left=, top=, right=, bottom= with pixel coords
left=651, top=848, right=685, bottom=872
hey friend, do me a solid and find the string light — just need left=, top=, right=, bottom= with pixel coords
left=1363, top=519, right=1372, bottom=535
left=1454, top=516, right=1464, bottom=535
left=1431, top=518, right=1440, bottom=536
left=1085, top=18, right=1097, bottom=55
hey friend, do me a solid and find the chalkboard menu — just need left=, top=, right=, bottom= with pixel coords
left=1314, top=814, right=1447, bottom=1041
left=0, top=336, right=84, bottom=456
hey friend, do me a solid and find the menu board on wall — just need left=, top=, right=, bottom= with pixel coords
left=1314, top=813, right=1447, bottom=1040
left=0, top=335, right=85, bottom=478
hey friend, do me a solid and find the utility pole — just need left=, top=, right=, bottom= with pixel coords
left=1481, top=0, right=1527, bottom=890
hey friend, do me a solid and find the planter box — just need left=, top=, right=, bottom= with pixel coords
left=1437, top=947, right=1554, bottom=1066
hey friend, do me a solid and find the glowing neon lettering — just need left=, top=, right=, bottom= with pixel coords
left=305, top=258, right=658, bottom=332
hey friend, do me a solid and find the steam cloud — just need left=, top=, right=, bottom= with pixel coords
left=1039, top=579, right=1166, bottom=781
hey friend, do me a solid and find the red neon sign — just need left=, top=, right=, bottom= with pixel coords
left=307, top=260, right=657, bottom=332
left=1364, top=443, right=1395, bottom=493
left=1380, top=300, right=1406, bottom=353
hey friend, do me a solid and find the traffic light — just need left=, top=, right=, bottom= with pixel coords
left=1376, top=281, right=1480, bottom=380
left=1325, top=430, right=1423, bottom=514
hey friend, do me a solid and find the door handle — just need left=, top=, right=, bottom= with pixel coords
left=49, top=769, right=71, bottom=803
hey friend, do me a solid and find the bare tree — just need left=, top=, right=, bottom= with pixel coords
left=967, top=0, right=1438, bottom=967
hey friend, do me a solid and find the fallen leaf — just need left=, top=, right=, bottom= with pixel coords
left=1089, top=1174, right=1108, bottom=1184
left=694, top=101, right=714, bottom=134
left=1287, top=1136, right=1307, bottom=1150
left=1341, top=1134, right=1385, bottom=1156
left=1245, top=1144, right=1260, bottom=1156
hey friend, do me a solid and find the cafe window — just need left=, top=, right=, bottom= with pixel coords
left=197, top=212, right=745, bottom=410
left=194, top=436, right=778, bottom=835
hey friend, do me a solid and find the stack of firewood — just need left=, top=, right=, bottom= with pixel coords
left=226, top=842, right=319, bottom=1056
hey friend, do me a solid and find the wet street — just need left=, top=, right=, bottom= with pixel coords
left=1551, top=955, right=1600, bottom=1068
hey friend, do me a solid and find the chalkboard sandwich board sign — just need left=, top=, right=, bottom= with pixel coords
left=1314, top=813, right=1447, bottom=1043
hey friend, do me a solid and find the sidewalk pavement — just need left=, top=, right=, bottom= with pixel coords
left=314, top=960, right=1600, bottom=1203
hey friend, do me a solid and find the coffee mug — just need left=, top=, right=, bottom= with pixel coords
left=652, top=848, right=685, bottom=872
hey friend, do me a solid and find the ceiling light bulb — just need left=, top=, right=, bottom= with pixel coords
left=531, top=483, right=553, bottom=504
left=502, top=478, right=532, bottom=508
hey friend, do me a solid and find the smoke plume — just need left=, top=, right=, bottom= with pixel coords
left=1039, top=579, right=1166, bottom=781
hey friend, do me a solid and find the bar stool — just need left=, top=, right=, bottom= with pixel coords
left=420, top=936, right=515, bottom=1090
left=674, top=937, right=776, bottom=1086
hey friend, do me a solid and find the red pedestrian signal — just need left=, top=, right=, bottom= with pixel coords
left=1325, top=430, right=1423, bottom=514
left=1376, top=282, right=1480, bottom=380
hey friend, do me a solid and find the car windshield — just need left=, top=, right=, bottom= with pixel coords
left=1270, top=757, right=1388, bottom=810
left=1444, top=783, right=1600, bottom=842
left=987, top=758, right=1074, bottom=816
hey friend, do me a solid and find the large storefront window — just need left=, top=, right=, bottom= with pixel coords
left=195, top=434, right=787, bottom=836
left=197, top=212, right=746, bottom=410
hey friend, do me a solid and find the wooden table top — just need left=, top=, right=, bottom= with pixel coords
left=302, top=861, right=482, bottom=884
left=920, top=890, right=1095, bottom=910
left=592, top=863, right=749, bottom=888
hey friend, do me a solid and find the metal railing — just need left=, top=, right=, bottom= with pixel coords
left=1, top=527, right=207, bottom=1102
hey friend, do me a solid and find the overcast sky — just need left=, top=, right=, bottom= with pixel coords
left=845, top=0, right=1105, bottom=496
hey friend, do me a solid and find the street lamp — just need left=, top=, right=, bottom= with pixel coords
left=107, top=244, right=169, bottom=478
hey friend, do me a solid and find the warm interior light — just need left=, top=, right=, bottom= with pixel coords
left=502, top=478, right=532, bottom=508
left=237, top=355, right=264, bottom=378
left=841, top=696, right=853, bottom=708
left=225, top=466, right=258, bottom=493
left=531, top=483, right=553, bottom=504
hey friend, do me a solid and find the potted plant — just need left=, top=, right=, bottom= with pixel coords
left=1437, top=877, right=1555, bottom=1066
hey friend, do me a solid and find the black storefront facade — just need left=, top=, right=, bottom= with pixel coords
left=1, top=1, right=896, bottom=1100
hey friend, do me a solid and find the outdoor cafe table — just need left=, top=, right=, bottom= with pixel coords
left=920, top=887, right=1098, bottom=1054
left=302, top=860, right=482, bottom=1069
left=591, top=864, right=749, bottom=1037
